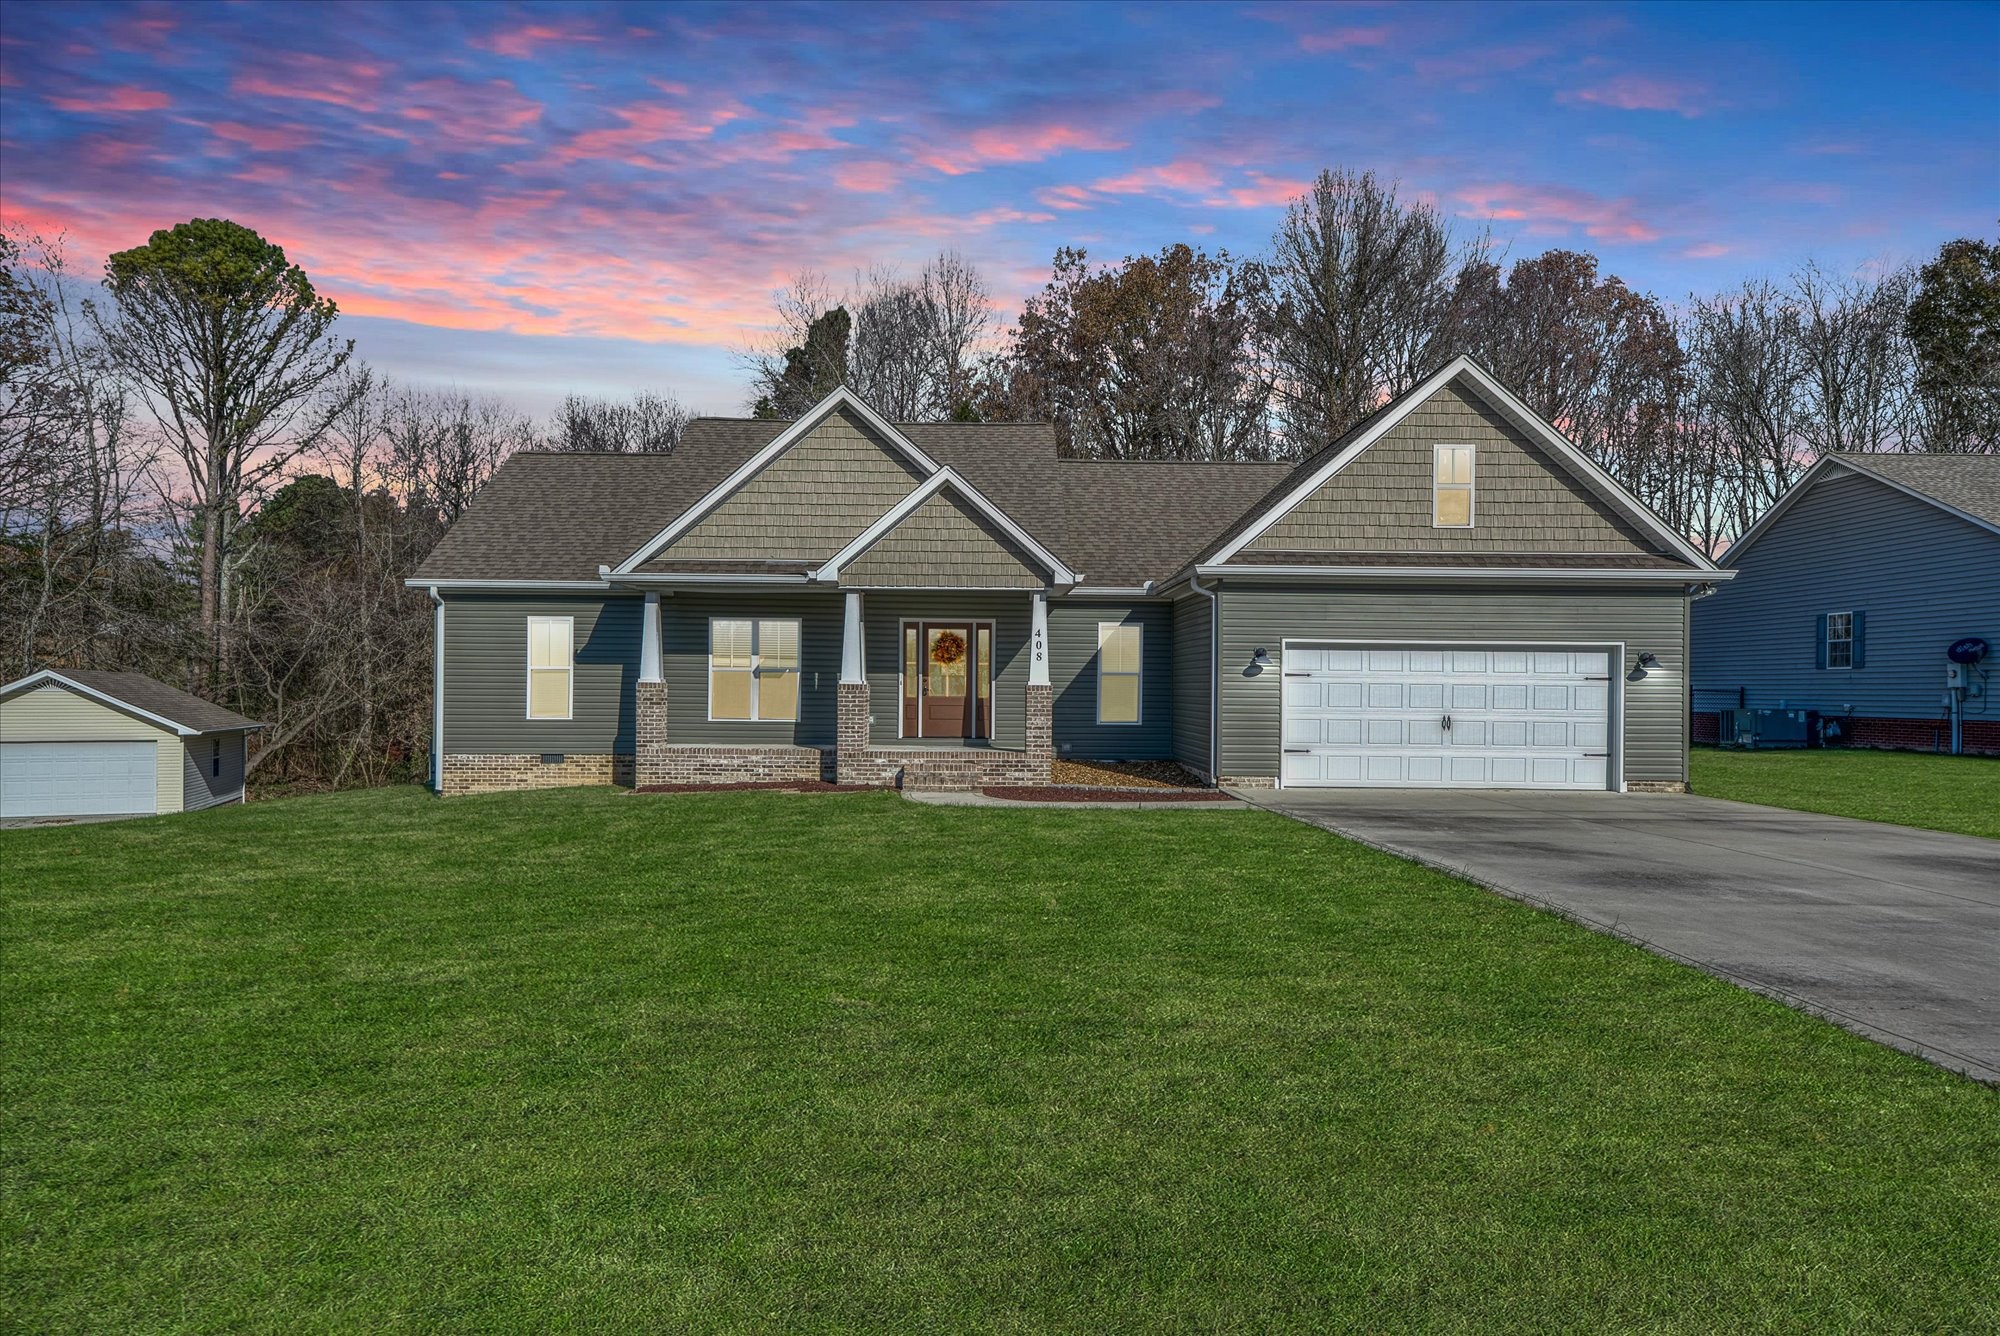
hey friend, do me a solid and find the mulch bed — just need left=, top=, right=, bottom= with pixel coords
left=633, top=780, right=876, bottom=794
left=1048, top=758, right=1206, bottom=789
left=980, top=786, right=1237, bottom=803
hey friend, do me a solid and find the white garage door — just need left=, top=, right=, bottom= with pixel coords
left=0, top=741, right=159, bottom=817
left=1281, top=646, right=1614, bottom=789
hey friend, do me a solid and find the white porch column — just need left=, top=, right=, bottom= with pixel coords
left=840, top=590, right=866, bottom=684
left=1029, top=591, right=1050, bottom=686
left=640, top=591, right=663, bottom=683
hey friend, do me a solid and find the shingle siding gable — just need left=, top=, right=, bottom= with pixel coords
left=645, top=408, right=926, bottom=566
left=1246, top=381, right=1661, bottom=556
left=842, top=489, right=1047, bottom=589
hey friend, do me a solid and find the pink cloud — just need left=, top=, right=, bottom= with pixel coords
left=399, top=77, right=544, bottom=146
left=1455, top=182, right=1662, bottom=244
left=473, top=20, right=603, bottom=60
left=834, top=161, right=899, bottom=193
left=1089, top=159, right=1222, bottom=196
left=1217, top=172, right=1310, bottom=209
left=1560, top=75, right=1710, bottom=118
left=1684, top=242, right=1729, bottom=259
left=46, top=85, right=171, bottom=113
left=919, top=123, right=1126, bottom=176
left=232, top=56, right=387, bottom=112
left=551, top=100, right=739, bottom=165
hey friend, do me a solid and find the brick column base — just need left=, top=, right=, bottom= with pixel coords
left=635, top=679, right=670, bottom=787
left=1024, top=683, right=1053, bottom=784
left=835, top=681, right=872, bottom=785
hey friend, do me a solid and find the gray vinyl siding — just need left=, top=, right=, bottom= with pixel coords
left=1694, top=470, right=2000, bottom=719
left=660, top=589, right=844, bottom=746
left=441, top=594, right=641, bottom=754
left=863, top=591, right=1034, bottom=748
left=181, top=731, right=247, bottom=810
left=1171, top=592, right=1214, bottom=775
left=646, top=407, right=924, bottom=566
left=1247, top=380, right=1660, bottom=555
left=1216, top=581, right=1689, bottom=784
left=842, top=490, right=1046, bottom=589
left=1047, top=602, right=1174, bottom=759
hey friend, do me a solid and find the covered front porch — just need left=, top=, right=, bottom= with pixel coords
left=626, top=584, right=1054, bottom=789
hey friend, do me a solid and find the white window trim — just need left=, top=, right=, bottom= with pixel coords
left=1433, top=443, right=1475, bottom=528
left=897, top=618, right=997, bottom=740
left=525, top=615, right=575, bottom=721
left=707, top=617, right=803, bottom=723
left=1825, top=610, right=1855, bottom=671
left=1097, top=622, right=1143, bottom=726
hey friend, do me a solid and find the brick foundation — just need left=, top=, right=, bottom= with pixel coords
left=1843, top=715, right=2000, bottom=756
left=647, top=745, right=833, bottom=785
left=834, top=681, right=872, bottom=785
left=1626, top=780, right=1688, bottom=794
left=442, top=753, right=634, bottom=795
left=1217, top=776, right=1278, bottom=789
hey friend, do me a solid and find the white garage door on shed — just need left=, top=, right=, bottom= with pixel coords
left=1, top=741, right=160, bottom=817
left=1281, top=645, right=1615, bottom=790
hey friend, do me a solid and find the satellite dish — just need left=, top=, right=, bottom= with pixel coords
left=1947, top=637, right=1989, bottom=665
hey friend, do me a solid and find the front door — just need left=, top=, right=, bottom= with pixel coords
left=921, top=623, right=975, bottom=737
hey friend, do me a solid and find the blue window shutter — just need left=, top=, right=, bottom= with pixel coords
left=1816, top=614, right=1828, bottom=670
left=1851, top=611, right=1865, bottom=669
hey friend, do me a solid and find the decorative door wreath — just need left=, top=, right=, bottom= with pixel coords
left=930, top=630, right=968, bottom=666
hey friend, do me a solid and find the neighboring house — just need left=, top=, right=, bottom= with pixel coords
left=1693, top=454, right=2000, bottom=756
left=409, top=356, right=1725, bottom=795
left=0, top=670, right=263, bottom=820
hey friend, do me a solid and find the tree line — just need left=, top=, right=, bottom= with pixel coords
left=4, top=173, right=1995, bottom=790
left=746, top=170, right=1996, bottom=552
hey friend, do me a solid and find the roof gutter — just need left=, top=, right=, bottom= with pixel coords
left=1195, top=564, right=1734, bottom=584
left=403, top=578, right=612, bottom=591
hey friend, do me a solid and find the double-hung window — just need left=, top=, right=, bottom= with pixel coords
left=526, top=616, right=574, bottom=720
left=1098, top=623, right=1142, bottom=725
left=710, top=618, right=801, bottom=721
left=1433, top=444, right=1475, bottom=527
left=1825, top=611, right=1854, bottom=670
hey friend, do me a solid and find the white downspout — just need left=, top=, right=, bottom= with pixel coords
left=429, top=585, right=444, bottom=793
left=1189, top=572, right=1219, bottom=784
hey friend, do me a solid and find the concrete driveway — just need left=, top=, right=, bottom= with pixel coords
left=1240, top=789, right=2000, bottom=1083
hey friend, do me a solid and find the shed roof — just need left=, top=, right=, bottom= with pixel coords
left=2, top=669, right=263, bottom=734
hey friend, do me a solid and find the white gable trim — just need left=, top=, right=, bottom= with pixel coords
left=612, top=387, right=943, bottom=576
left=813, top=467, right=1079, bottom=585
left=1722, top=455, right=2000, bottom=567
left=1204, top=356, right=1717, bottom=571
left=0, top=669, right=200, bottom=736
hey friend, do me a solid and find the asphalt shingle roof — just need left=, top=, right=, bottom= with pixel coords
left=1840, top=453, right=2000, bottom=529
left=28, top=670, right=263, bottom=732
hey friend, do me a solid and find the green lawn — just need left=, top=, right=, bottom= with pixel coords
left=1692, top=746, right=2000, bottom=839
left=4, top=789, right=1996, bottom=1332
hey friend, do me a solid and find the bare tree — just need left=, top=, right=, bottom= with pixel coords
left=91, top=219, right=355, bottom=679
left=1684, top=279, right=1811, bottom=534
left=1254, top=169, right=1476, bottom=451
left=383, top=386, right=532, bottom=527
left=1794, top=261, right=1917, bottom=457
left=545, top=391, right=691, bottom=453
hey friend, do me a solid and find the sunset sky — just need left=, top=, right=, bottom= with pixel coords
left=2, top=0, right=1995, bottom=417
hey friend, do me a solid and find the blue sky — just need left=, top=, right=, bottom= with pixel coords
left=2, top=0, right=1994, bottom=415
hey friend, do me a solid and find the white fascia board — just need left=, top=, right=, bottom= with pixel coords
left=0, top=669, right=199, bottom=735
left=1059, top=584, right=1159, bottom=598
left=606, top=572, right=810, bottom=585
left=813, top=467, right=1079, bottom=585
left=611, top=387, right=942, bottom=576
left=403, top=578, right=612, bottom=591
left=1198, top=564, right=1733, bottom=584
left=1203, top=356, right=1718, bottom=572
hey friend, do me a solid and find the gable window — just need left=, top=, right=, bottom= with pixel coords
left=1822, top=611, right=1859, bottom=670
left=1433, top=444, right=1475, bottom=527
left=709, top=618, right=800, bottom=722
left=1098, top=623, right=1143, bottom=725
left=526, top=616, right=574, bottom=720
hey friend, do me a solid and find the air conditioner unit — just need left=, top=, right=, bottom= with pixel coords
left=1725, top=708, right=1812, bottom=749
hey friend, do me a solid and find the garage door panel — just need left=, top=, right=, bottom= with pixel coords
left=1280, top=642, right=1615, bottom=791
left=1, top=741, right=158, bottom=817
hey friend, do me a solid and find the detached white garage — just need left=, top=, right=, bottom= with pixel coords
left=1280, top=644, right=1618, bottom=790
left=0, top=670, right=262, bottom=822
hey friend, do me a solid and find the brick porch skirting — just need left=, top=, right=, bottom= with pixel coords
left=648, top=745, right=835, bottom=785
left=841, top=747, right=1047, bottom=789
left=442, top=753, right=634, bottom=795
